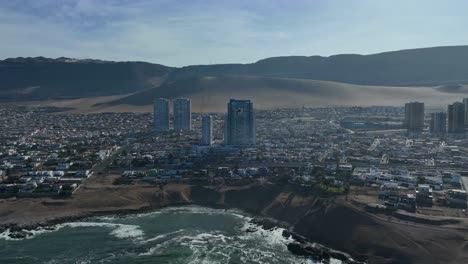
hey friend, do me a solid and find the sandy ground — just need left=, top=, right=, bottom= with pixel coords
left=22, top=94, right=151, bottom=114
left=0, top=173, right=160, bottom=226
left=12, top=79, right=468, bottom=113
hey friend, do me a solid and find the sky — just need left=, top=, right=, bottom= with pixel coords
left=0, top=0, right=467, bottom=67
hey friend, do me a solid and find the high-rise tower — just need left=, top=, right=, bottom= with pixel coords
left=173, top=98, right=191, bottom=131
left=202, top=114, right=213, bottom=146
left=429, top=112, right=447, bottom=134
left=224, top=99, right=255, bottom=146
left=404, top=102, right=425, bottom=132
left=448, top=102, right=465, bottom=133
left=153, top=98, right=170, bottom=132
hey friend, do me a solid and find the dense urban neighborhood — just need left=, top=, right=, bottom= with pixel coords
left=1, top=100, right=467, bottom=216
left=1, top=97, right=468, bottom=264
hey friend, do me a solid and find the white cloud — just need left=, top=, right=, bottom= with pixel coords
left=0, top=0, right=468, bottom=66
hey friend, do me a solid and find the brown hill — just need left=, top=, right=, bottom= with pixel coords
left=4, top=45, right=468, bottom=103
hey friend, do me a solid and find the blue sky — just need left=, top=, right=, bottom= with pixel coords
left=0, top=0, right=467, bottom=66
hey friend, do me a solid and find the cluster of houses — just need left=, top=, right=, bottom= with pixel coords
left=0, top=106, right=148, bottom=199
left=2, top=103, right=468, bottom=211
left=351, top=167, right=461, bottom=189
left=0, top=169, right=92, bottom=198
left=119, top=166, right=271, bottom=183
left=114, top=108, right=351, bottom=173
left=352, top=166, right=467, bottom=209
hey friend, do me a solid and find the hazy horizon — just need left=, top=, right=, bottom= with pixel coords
left=3, top=44, right=468, bottom=66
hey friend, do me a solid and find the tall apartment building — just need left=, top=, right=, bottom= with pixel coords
left=224, top=99, right=255, bottom=146
left=153, top=98, right=170, bottom=132
left=448, top=102, right=465, bottom=133
left=404, top=102, right=425, bottom=132
left=463, top=98, right=468, bottom=130
left=202, top=114, right=213, bottom=146
left=429, top=112, right=447, bottom=134
left=173, top=98, right=191, bottom=131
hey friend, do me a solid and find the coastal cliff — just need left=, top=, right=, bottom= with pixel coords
left=1, top=180, right=467, bottom=264
left=158, top=183, right=468, bottom=264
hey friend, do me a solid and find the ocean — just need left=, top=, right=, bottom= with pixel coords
left=0, top=206, right=342, bottom=264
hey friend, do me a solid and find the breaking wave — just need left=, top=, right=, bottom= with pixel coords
left=0, top=206, right=343, bottom=264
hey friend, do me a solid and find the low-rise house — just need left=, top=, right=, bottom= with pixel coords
left=446, top=189, right=467, bottom=207
left=416, top=184, right=433, bottom=205
left=75, top=170, right=91, bottom=178
left=442, top=172, right=461, bottom=185
left=379, top=182, right=400, bottom=198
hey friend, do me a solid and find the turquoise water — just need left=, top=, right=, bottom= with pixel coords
left=0, top=206, right=334, bottom=264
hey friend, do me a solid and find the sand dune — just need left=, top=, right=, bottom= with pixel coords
left=102, top=75, right=468, bottom=112
left=24, top=94, right=151, bottom=113
left=19, top=75, right=468, bottom=113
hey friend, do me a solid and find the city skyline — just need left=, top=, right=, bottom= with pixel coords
left=2, top=98, right=468, bottom=263
left=154, top=96, right=468, bottom=136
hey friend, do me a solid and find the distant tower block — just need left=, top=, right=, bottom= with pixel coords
left=154, top=98, right=170, bottom=132
left=448, top=102, right=465, bottom=133
left=173, top=98, right=192, bottom=131
left=429, top=112, right=447, bottom=134
left=224, top=99, right=256, bottom=146
left=404, top=102, right=424, bottom=132
left=202, top=114, right=213, bottom=145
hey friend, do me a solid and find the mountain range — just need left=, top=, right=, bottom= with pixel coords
left=1, top=45, right=468, bottom=112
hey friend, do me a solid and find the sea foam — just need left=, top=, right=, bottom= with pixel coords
left=0, top=222, right=145, bottom=241
left=59, top=222, right=144, bottom=240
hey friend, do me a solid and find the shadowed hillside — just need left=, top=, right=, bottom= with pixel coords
left=3, top=45, right=468, bottom=104
left=167, top=45, right=468, bottom=86
left=0, top=57, right=172, bottom=100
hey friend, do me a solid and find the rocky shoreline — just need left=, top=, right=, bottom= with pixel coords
left=0, top=206, right=156, bottom=238
left=249, top=217, right=364, bottom=264
left=0, top=204, right=362, bottom=263
left=2, top=182, right=467, bottom=263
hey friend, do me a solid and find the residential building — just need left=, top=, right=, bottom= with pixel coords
left=224, top=99, right=256, bottom=146
left=464, top=98, right=468, bottom=130
left=429, top=112, right=447, bottom=134
left=415, top=184, right=433, bottom=205
left=173, top=98, right=191, bottom=131
left=404, top=102, right=424, bottom=132
left=154, top=98, right=170, bottom=132
left=202, top=114, right=213, bottom=146
left=448, top=102, right=465, bottom=133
